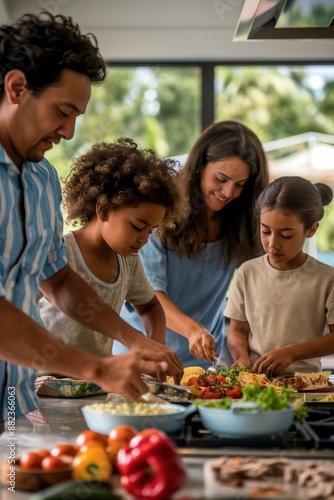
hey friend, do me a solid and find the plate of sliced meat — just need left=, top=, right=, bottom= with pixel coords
left=274, top=371, right=334, bottom=392
left=204, top=456, right=334, bottom=499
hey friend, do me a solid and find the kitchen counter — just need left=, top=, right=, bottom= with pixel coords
left=1, top=394, right=334, bottom=499
left=0, top=395, right=203, bottom=499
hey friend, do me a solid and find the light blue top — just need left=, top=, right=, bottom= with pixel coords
left=114, top=234, right=236, bottom=368
left=0, top=145, right=67, bottom=423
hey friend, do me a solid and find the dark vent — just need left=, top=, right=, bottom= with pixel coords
left=235, top=0, right=334, bottom=41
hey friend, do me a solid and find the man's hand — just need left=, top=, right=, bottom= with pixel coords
left=96, top=350, right=169, bottom=399
left=129, top=337, right=184, bottom=385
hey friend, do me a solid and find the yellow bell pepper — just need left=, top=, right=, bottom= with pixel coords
left=72, top=445, right=112, bottom=481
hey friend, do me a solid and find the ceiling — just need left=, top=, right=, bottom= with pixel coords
left=1, top=0, right=334, bottom=62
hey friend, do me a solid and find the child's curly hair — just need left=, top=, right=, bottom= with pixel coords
left=63, top=138, right=188, bottom=233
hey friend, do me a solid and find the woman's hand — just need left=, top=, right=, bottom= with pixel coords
left=188, top=326, right=216, bottom=361
left=253, top=346, right=296, bottom=377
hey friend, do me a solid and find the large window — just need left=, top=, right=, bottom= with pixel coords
left=46, top=66, right=202, bottom=179
left=46, top=63, right=334, bottom=263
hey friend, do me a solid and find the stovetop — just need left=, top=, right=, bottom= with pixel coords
left=302, top=405, right=334, bottom=449
left=170, top=404, right=334, bottom=453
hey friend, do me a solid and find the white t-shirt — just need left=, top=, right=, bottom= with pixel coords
left=37, top=232, right=155, bottom=358
left=224, top=254, right=334, bottom=374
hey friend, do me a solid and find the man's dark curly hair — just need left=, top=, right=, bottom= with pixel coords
left=0, top=11, right=106, bottom=99
left=63, top=139, right=188, bottom=232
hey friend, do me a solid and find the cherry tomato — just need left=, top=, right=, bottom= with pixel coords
left=107, top=425, right=136, bottom=447
left=75, top=430, right=108, bottom=450
left=36, top=449, right=50, bottom=460
left=225, top=385, right=243, bottom=399
left=106, top=440, right=126, bottom=468
left=41, top=455, right=66, bottom=471
left=216, top=375, right=227, bottom=385
left=119, top=429, right=165, bottom=454
left=205, top=374, right=218, bottom=385
left=197, top=374, right=209, bottom=387
left=20, top=452, right=43, bottom=469
left=201, top=386, right=224, bottom=399
left=50, top=443, right=77, bottom=457
left=135, top=428, right=161, bottom=437
left=187, top=376, right=199, bottom=386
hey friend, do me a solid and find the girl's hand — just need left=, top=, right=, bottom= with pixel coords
left=253, top=346, right=296, bottom=377
left=188, top=326, right=216, bottom=361
left=231, top=356, right=252, bottom=370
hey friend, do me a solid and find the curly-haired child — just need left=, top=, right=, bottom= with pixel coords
left=37, top=138, right=188, bottom=358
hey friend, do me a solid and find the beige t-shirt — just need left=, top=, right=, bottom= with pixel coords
left=224, top=254, right=334, bottom=374
left=37, top=232, right=155, bottom=357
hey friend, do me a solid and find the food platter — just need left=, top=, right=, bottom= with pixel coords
left=203, top=456, right=334, bottom=499
left=301, top=392, right=334, bottom=403
left=35, top=375, right=105, bottom=398
left=168, top=367, right=334, bottom=403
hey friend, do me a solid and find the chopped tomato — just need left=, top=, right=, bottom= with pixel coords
left=201, top=386, right=224, bottom=399
left=198, top=374, right=209, bottom=387
left=187, top=376, right=200, bottom=386
left=205, top=374, right=218, bottom=385
left=225, top=385, right=243, bottom=399
left=216, top=375, right=227, bottom=385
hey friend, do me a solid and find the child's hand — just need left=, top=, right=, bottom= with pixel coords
left=252, top=346, right=296, bottom=377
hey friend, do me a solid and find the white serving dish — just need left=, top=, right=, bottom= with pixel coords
left=82, top=402, right=196, bottom=434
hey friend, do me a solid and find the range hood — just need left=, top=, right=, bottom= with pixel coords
left=234, top=0, right=334, bottom=41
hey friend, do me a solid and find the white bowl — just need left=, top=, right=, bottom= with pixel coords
left=82, top=402, right=196, bottom=434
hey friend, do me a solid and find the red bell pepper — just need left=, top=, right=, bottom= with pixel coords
left=117, top=430, right=187, bottom=500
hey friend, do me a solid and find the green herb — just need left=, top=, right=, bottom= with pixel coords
left=216, top=365, right=249, bottom=387
left=294, top=404, right=308, bottom=421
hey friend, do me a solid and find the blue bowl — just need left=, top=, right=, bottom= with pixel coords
left=197, top=402, right=295, bottom=438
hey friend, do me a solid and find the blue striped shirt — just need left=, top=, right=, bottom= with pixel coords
left=0, top=145, right=67, bottom=423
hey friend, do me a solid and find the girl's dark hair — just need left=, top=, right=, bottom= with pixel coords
left=63, top=138, right=188, bottom=231
left=0, top=12, right=106, bottom=99
left=161, top=120, right=269, bottom=264
left=255, top=176, right=333, bottom=229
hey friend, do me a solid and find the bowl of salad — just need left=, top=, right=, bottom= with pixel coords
left=196, top=385, right=298, bottom=438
